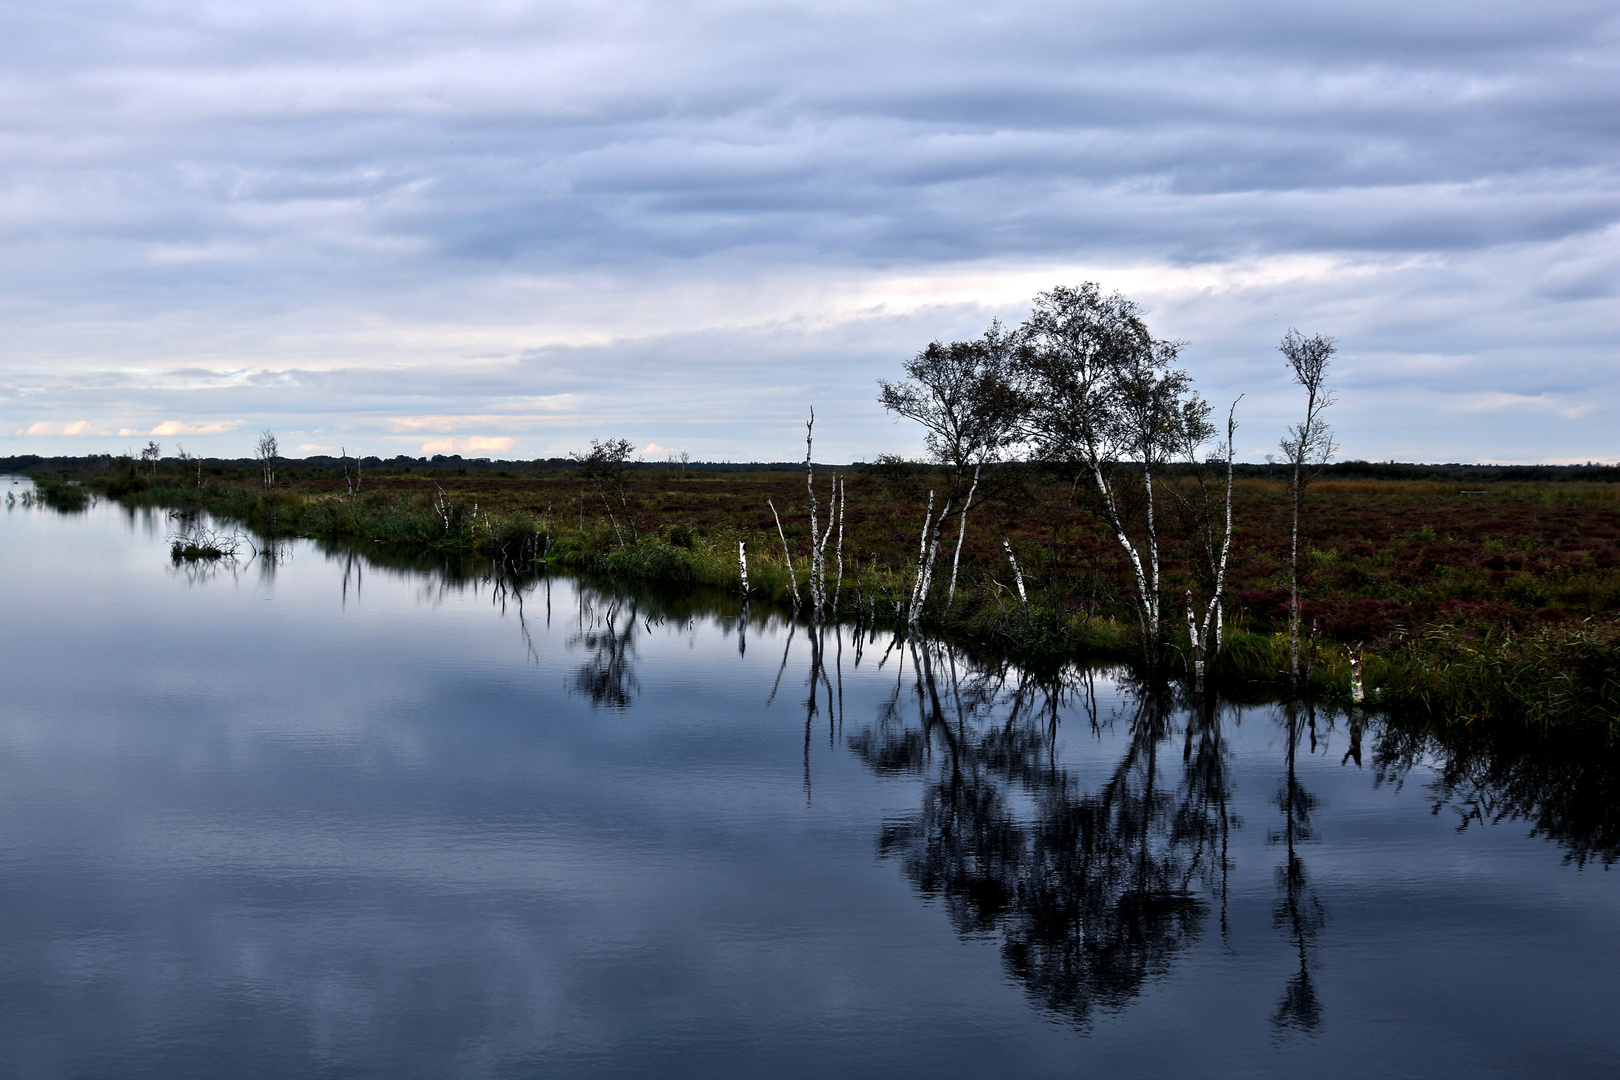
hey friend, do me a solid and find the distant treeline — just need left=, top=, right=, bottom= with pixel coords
left=5, top=453, right=1620, bottom=484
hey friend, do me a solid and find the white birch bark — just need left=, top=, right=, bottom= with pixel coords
left=1186, top=590, right=1204, bottom=690
left=833, top=476, right=845, bottom=614
left=805, top=411, right=821, bottom=611
left=1002, top=538, right=1028, bottom=605
left=1198, top=399, right=1240, bottom=657
left=1143, top=456, right=1161, bottom=631
left=915, top=496, right=952, bottom=624
left=817, top=473, right=837, bottom=615
left=908, top=490, right=935, bottom=625
left=946, top=463, right=980, bottom=609
left=768, top=498, right=800, bottom=606
left=738, top=540, right=749, bottom=593
left=1089, top=460, right=1155, bottom=640
left=1290, top=456, right=1302, bottom=681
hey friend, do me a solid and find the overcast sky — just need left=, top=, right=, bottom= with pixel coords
left=2, top=0, right=1615, bottom=462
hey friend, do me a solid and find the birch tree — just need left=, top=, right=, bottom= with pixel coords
left=1278, top=330, right=1337, bottom=686
left=1019, top=283, right=1200, bottom=664
left=1164, top=396, right=1240, bottom=687
left=878, top=320, right=1022, bottom=616
left=801, top=409, right=844, bottom=617
left=575, top=437, right=640, bottom=548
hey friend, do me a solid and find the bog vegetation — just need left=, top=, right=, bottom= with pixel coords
left=10, top=282, right=1619, bottom=736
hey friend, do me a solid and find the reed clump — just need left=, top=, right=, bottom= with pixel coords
left=32, top=476, right=90, bottom=511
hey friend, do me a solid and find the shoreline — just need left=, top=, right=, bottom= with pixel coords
left=21, top=465, right=1620, bottom=740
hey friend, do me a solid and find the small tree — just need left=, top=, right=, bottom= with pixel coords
left=140, top=441, right=162, bottom=480
left=1278, top=329, right=1337, bottom=686
left=255, top=430, right=278, bottom=491
left=1020, top=283, right=1202, bottom=663
left=575, top=437, right=639, bottom=548
left=879, top=319, right=1022, bottom=617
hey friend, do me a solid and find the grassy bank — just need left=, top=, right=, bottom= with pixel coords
left=22, top=459, right=1620, bottom=737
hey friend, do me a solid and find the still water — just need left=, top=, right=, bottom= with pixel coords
left=2, top=479, right=1617, bottom=1078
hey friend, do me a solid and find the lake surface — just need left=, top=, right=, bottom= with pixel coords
left=3, top=477, right=1618, bottom=1079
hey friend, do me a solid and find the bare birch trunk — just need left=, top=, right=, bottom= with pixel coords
left=1143, top=457, right=1161, bottom=632
left=1199, top=398, right=1241, bottom=658
left=620, top=492, right=638, bottom=544
left=915, top=496, right=952, bottom=625
left=833, top=476, right=845, bottom=614
left=599, top=493, right=626, bottom=550
left=768, top=498, right=800, bottom=606
left=1289, top=458, right=1302, bottom=682
left=816, top=473, right=837, bottom=616
left=805, top=411, right=821, bottom=611
left=909, top=490, right=935, bottom=626
left=1002, top=538, right=1028, bottom=604
left=1186, top=590, right=1204, bottom=691
left=738, top=540, right=749, bottom=593
left=946, top=463, right=980, bottom=609
left=1089, top=462, right=1154, bottom=642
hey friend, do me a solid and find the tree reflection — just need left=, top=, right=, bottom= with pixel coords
left=849, top=639, right=1234, bottom=1029
left=1372, top=723, right=1620, bottom=869
left=1271, top=701, right=1325, bottom=1035
left=567, top=593, right=641, bottom=708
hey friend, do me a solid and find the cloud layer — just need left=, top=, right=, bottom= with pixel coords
left=2, top=0, right=1616, bottom=461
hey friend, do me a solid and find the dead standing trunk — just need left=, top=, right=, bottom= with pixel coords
left=805, top=410, right=822, bottom=611
left=768, top=498, right=800, bottom=607
left=833, top=476, right=846, bottom=615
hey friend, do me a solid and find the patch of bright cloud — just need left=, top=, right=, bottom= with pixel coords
left=22, top=421, right=91, bottom=436
left=420, top=436, right=515, bottom=455
left=389, top=415, right=509, bottom=433
left=150, top=420, right=242, bottom=436
left=1445, top=392, right=1601, bottom=419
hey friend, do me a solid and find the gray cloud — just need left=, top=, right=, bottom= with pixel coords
left=1, top=0, right=1616, bottom=461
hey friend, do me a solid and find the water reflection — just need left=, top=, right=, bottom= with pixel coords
left=5, top=490, right=1620, bottom=1073
left=849, top=640, right=1231, bottom=1029
left=1272, top=701, right=1325, bottom=1035
left=569, top=593, right=643, bottom=708
left=1372, top=725, right=1620, bottom=869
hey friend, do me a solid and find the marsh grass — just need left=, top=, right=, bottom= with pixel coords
left=49, top=463, right=1620, bottom=736
left=32, top=476, right=90, bottom=512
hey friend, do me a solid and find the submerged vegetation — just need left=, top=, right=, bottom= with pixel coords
left=169, top=525, right=242, bottom=562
